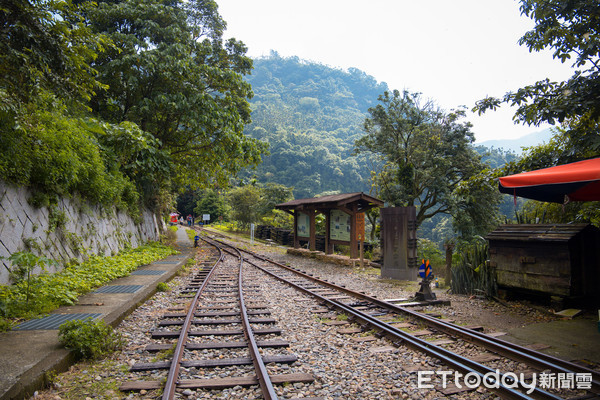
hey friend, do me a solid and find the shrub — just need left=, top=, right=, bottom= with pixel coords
left=450, top=240, right=497, bottom=297
left=156, top=282, right=169, bottom=292
left=58, top=318, right=124, bottom=359
left=0, top=243, right=177, bottom=330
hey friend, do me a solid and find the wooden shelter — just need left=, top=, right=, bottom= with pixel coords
left=486, top=224, right=600, bottom=306
left=275, top=192, right=383, bottom=259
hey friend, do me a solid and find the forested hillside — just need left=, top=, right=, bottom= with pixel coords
left=239, top=54, right=388, bottom=198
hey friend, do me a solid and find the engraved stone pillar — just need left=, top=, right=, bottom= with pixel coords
left=380, top=207, right=418, bottom=280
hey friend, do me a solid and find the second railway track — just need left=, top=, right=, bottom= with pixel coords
left=197, top=229, right=600, bottom=400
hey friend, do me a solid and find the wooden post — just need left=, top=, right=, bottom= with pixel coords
left=325, top=209, right=333, bottom=254
left=360, top=240, right=364, bottom=268
left=349, top=204, right=358, bottom=259
left=309, top=209, right=316, bottom=251
left=293, top=211, right=299, bottom=249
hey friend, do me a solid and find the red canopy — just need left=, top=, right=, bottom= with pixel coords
left=498, top=157, right=600, bottom=203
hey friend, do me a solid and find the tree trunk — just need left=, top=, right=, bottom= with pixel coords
left=444, top=242, right=454, bottom=287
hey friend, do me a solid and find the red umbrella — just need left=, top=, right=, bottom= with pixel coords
left=498, top=157, right=600, bottom=203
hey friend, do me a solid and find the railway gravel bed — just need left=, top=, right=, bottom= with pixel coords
left=29, top=233, right=598, bottom=400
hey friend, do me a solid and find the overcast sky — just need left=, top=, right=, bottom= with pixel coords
left=216, top=0, right=575, bottom=143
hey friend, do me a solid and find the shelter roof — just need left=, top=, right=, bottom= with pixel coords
left=275, top=192, right=383, bottom=212
left=485, top=223, right=596, bottom=242
left=498, top=157, right=600, bottom=203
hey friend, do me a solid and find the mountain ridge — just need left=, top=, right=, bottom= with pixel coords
left=475, top=128, right=554, bottom=154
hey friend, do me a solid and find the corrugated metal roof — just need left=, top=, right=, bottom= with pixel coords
left=485, top=224, right=593, bottom=242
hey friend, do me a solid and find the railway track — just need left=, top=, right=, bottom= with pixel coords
left=119, top=239, right=316, bottom=399
left=200, top=229, right=600, bottom=400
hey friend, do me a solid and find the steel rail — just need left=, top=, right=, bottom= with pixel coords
left=161, top=241, right=223, bottom=400
left=204, top=237, right=279, bottom=400
left=233, top=242, right=600, bottom=393
left=202, top=231, right=599, bottom=398
left=242, top=254, right=561, bottom=400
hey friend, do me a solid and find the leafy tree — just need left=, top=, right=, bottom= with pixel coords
left=479, top=134, right=600, bottom=227
left=86, top=0, right=266, bottom=187
left=176, top=188, right=201, bottom=220
left=0, top=0, right=107, bottom=108
left=1, top=252, right=58, bottom=306
left=0, top=0, right=171, bottom=214
left=195, top=189, right=229, bottom=222
left=0, top=95, right=143, bottom=213
left=258, top=183, right=293, bottom=216
left=355, top=90, right=497, bottom=234
left=474, top=0, right=600, bottom=157
left=227, top=185, right=261, bottom=228
left=225, top=183, right=294, bottom=228
left=88, top=118, right=173, bottom=209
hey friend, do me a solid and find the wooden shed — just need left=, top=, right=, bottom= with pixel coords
left=486, top=224, right=600, bottom=306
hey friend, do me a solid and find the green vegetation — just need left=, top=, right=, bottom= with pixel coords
left=0, top=243, right=176, bottom=331
left=176, top=182, right=294, bottom=231
left=156, top=282, right=170, bottom=292
left=4, top=0, right=598, bottom=308
left=450, top=240, right=496, bottom=297
left=45, top=360, right=129, bottom=400
left=194, top=189, right=230, bottom=223
left=468, top=0, right=600, bottom=227
left=238, top=54, right=386, bottom=198
left=153, top=344, right=176, bottom=362
left=355, top=89, right=498, bottom=237
left=474, top=0, right=600, bottom=157
left=58, top=318, right=124, bottom=360
left=1, top=252, right=58, bottom=308
left=1, top=0, right=265, bottom=215
left=417, top=239, right=445, bottom=271
left=227, top=183, right=293, bottom=229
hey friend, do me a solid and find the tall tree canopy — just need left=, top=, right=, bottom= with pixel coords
left=86, top=0, right=266, bottom=187
left=0, top=0, right=106, bottom=108
left=238, top=54, right=387, bottom=198
left=474, top=0, right=600, bottom=157
left=355, top=90, right=498, bottom=234
left=464, top=0, right=600, bottom=228
left=1, top=0, right=266, bottom=215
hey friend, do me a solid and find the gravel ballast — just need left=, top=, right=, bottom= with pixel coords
left=29, top=236, right=574, bottom=400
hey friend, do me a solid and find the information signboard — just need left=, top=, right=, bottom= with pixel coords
left=330, top=210, right=351, bottom=242
left=297, top=212, right=310, bottom=237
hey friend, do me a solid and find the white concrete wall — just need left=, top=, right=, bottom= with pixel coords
left=0, top=181, right=161, bottom=284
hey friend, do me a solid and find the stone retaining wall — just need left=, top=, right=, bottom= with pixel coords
left=0, top=182, right=162, bottom=284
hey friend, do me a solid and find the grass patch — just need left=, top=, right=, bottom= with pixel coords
left=185, top=228, right=196, bottom=241
left=0, top=242, right=177, bottom=331
left=336, top=313, right=348, bottom=321
left=152, top=343, right=177, bottom=362
left=49, top=360, right=129, bottom=400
